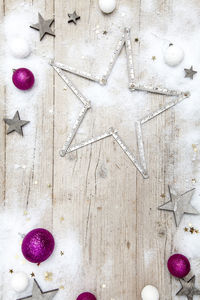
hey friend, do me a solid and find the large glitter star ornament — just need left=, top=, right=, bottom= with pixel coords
left=17, top=279, right=59, bottom=300
left=50, top=27, right=190, bottom=179
left=30, top=13, right=55, bottom=40
left=158, top=186, right=199, bottom=227
left=3, top=111, right=30, bottom=136
left=184, top=66, right=197, bottom=80
left=68, top=11, right=80, bottom=25
left=176, top=276, right=200, bottom=300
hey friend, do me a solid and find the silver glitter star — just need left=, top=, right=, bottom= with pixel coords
left=30, top=13, right=55, bottom=40
left=184, top=66, right=197, bottom=80
left=17, top=279, right=59, bottom=300
left=50, top=27, right=189, bottom=179
left=176, top=276, right=200, bottom=300
left=158, top=186, right=199, bottom=227
left=68, top=11, right=80, bottom=25
left=3, top=111, right=30, bottom=136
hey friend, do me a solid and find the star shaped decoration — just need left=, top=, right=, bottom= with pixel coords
left=184, top=66, right=197, bottom=80
left=17, top=279, right=59, bottom=300
left=30, top=13, right=55, bottom=40
left=3, top=111, right=30, bottom=136
left=50, top=27, right=189, bottom=179
left=176, top=276, right=200, bottom=300
left=68, top=11, right=80, bottom=25
left=158, top=185, right=199, bottom=227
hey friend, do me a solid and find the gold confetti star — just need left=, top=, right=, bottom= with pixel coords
left=184, top=227, right=188, bottom=232
left=44, top=272, right=53, bottom=281
left=47, top=183, right=52, bottom=188
left=192, top=178, right=196, bottom=184
left=59, top=285, right=65, bottom=290
left=60, top=216, right=64, bottom=222
left=192, top=144, right=198, bottom=152
left=9, top=269, right=13, bottom=274
left=30, top=272, right=35, bottom=277
left=60, top=251, right=64, bottom=256
left=160, top=193, right=165, bottom=198
left=23, top=211, right=28, bottom=216
left=152, top=56, right=156, bottom=61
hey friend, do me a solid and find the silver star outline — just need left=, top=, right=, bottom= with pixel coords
left=50, top=27, right=190, bottom=179
left=176, top=276, right=200, bottom=300
left=17, top=279, right=59, bottom=300
left=158, top=185, right=199, bottom=226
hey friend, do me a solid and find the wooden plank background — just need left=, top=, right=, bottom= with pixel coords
left=0, top=0, right=197, bottom=299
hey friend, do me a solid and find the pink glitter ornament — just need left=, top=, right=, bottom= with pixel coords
left=12, top=68, right=35, bottom=90
left=22, top=228, right=55, bottom=263
left=167, top=253, right=190, bottom=278
left=77, top=292, right=97, bottom=300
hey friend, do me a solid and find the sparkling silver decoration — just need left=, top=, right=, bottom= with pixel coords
left=176, top=276, right=200, bottom=300
left=158, top=185, right=199, bottom=227
left=124, top=27, right=135, bottom=89
left=17, top=279, right=59, bottom=300
left=51, top=27, right=190, bottom=179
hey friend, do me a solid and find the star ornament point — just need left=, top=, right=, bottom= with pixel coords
left=30, top=13, right=55, bottom=40
left=159, top=185, right=199, bottom=227
left=17, top=279, right=59, bottom=300
left=176, top=276, right=200, bottom=300
left=50, top=27, right=190, bottom=179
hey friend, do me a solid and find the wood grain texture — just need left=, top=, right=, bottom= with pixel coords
left=0, top=0, right=191, bottom=299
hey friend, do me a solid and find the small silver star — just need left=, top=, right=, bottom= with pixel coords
left=30, top=13, right=55, bottom=40
left=68, top=11, right=80, bottom=25
left=17, top=279, right=59, bottom=300
left=184, top=66, right=197, bottom=80
left=176, top=276, right=200, bottom=300
left=3, top=111, right=30, bottom=136
left=158, top=186, right=199, bottom=227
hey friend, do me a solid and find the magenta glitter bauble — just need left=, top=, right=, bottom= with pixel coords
left=167, top=253, right=190, bottom=278
left=22, top=228, right=55, bottom=263
left=77, top=292, right=97, bottom=300
left=12, top=68, right=35, bottom=90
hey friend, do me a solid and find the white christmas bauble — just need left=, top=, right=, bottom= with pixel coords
left=99, top=0, right=116, bottom=14
left=164, top=44, right=184, bottom=67
left=9, top=38, right=31, bottom=59
left=141, top=285, right=159, bottom=300
left=11, top=272, right=29, bottom=292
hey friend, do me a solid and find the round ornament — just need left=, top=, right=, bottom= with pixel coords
left=11, top=272, right=29, bottom=292
left=141, top=285, right=159, bottom=300
left=164, top=44, right=184, bottom=67
left=12, top=68, right=35, bottom=90
left=22, top=228, right=55, bottom=263
left=77, top=292, right=97, bottom=300
left=167, top=253, right=190, bottom=278
left=98, top=0, right=116, bottom=14
left=9, top=38, right=31, bottom=59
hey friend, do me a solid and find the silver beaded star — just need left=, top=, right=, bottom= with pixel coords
left=30, top=13, right=55, bottom=40
left=159, top=186, right=199, bottom=227
left=176, top=276, right=200, bottom=300
left=50, top=27, right=190, bottom=179
left=68, top=11, right=80, bottom=25
left=17, top=279, right=59, bottom=300
left=3, top=111, right=30, bottom=136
